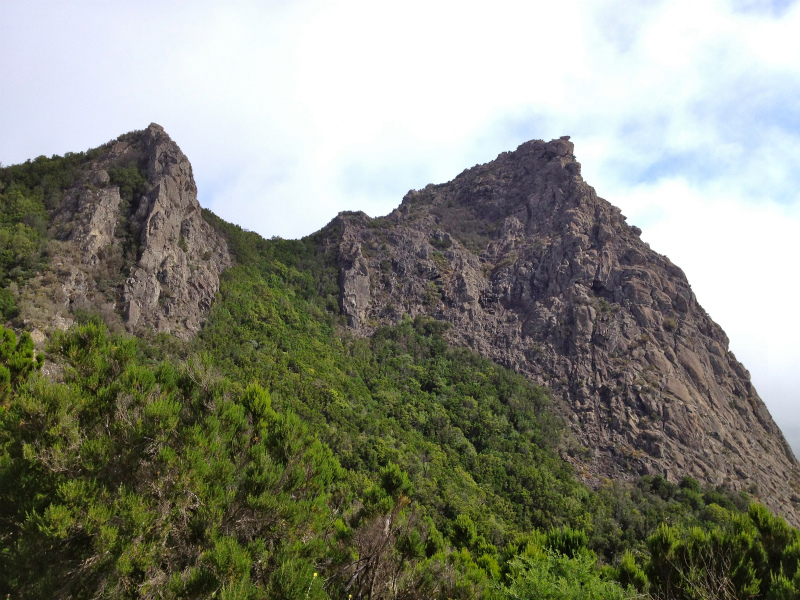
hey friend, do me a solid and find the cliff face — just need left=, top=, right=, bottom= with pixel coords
left=119, top=124, right=230, bottom=336
left=23, top=123, right=230, bottom=340
left=325, top=137, right=800, bottom=523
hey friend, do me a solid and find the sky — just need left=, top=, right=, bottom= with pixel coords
left=2, top=0, right=800, bottom=455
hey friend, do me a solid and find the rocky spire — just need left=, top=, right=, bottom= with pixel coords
left=121, top=124, right=230, bottom=337
left=26, top=124, right=230, bottom=340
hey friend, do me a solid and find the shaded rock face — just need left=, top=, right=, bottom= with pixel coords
left=32, top=124, right=230, bottom=339
left=325, top=137, right=800, bottom=524
left=120, top=124, right=230, bottom=337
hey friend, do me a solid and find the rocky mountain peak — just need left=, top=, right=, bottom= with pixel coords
left=327, top=138, right=800, bottom=524
left=121, top=124, right=230, bottom=336
left=23, top=124, right=230, bottom=340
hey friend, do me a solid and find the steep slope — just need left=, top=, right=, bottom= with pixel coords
left=7, top=127, right=800, bottom=599
left=11, top=123, right=230, bottom=339
left=322, top=136, right=800, bottom=523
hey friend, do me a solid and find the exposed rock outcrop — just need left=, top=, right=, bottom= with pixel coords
left=23, top=123, right=229, bottom=339
left=322, top=136, right=800, bottom=524
left=120, top=124, right=230, bottom=337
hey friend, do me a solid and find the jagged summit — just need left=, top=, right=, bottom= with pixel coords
left=23, top=124, right=230, bottom=339
left=120, top=124, right=231, bottom=335
left=324, top=136, right=800, bottom=524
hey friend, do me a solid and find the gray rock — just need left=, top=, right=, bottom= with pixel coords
left=24, top=123, right=230, bottom=339
left=121, top=124, right=230, bottom=338
left=318, top=137, right=800, bottom=525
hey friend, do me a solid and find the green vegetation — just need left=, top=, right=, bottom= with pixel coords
left=0, top=166, right=53, bottom=319
left=0, top=151, right=798, bottom=597
left=0, top=150, right=91, bottom=212
left=1, top=321, right=340, bottom=597
left=0, top=144, right=127, bottom=320
left=107, top=162, right=148, bottom=207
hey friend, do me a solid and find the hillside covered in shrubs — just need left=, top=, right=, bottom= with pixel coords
left=2, top=140, right=800, bottom=599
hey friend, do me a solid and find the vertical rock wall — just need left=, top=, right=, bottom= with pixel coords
left=122, top=124, right=230, bottom=337
left=26, top=124, right=229, bottom=340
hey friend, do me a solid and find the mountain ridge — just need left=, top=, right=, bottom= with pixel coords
left=4, top=124, right=800, bottom=598
left=319, top=135, right=800, bottom=524
left=7, top=125, right=799, bottom=523
left=3, top=124, right=798, bottom=514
